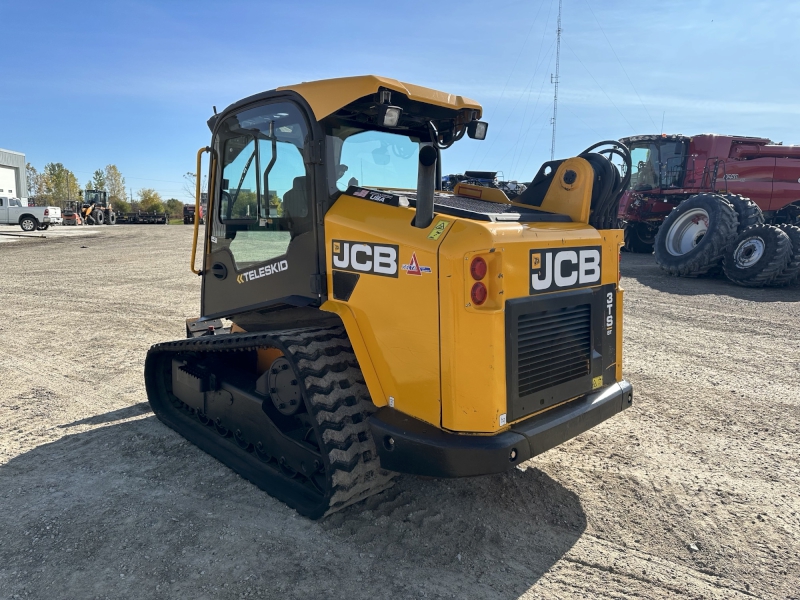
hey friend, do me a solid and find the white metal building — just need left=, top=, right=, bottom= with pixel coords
left=0, top=148, right=27, bottom=203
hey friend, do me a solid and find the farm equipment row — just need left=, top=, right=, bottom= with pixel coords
left=62, top=190, right=169, bottom=225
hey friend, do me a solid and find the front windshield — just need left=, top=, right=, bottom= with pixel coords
left=628, top=140, right=686, bottom=191
left=326, top=128, right=422, bottom=196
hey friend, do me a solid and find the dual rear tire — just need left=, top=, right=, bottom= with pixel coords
left=722, top=224, right=792, bottom=287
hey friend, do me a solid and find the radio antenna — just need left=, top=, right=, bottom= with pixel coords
left=550, top=0, right=563, bottom=160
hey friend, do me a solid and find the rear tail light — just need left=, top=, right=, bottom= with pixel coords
left=44, top=208, right=49, bottom=216
left=470, top=256, right=487, bottom=280
left=471, top=282, right=488, bottom=305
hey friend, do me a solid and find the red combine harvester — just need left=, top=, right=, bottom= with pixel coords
left=617, top=134, right=800, bottom=252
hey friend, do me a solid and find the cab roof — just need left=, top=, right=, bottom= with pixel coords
left=277, top=75, right=482, bottom=121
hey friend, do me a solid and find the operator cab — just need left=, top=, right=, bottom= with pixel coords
left=621, top=135, right=688, bottom=191
left=202, top=78, right=488, bottom=318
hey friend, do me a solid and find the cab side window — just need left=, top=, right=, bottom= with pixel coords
left=214, top=102, right=310, bottom=270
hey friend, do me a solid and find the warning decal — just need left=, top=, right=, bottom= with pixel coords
left=401, top=252, right=432, bottom=275
left=427, top=220, right=450, bottom=240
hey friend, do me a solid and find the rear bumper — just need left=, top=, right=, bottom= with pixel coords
left=369, top=380, right=633, bottom=478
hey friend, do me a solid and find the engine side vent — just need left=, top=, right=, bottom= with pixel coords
left=516, top=305, right=592, bottom=397
left=505, top=287, right=612, bottom=422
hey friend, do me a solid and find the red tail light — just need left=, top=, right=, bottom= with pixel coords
left=470, top=256, right=487, bottom=280
left=44, top=208, right=49, bottom=216
left=471, top=282, right=488, bottom=305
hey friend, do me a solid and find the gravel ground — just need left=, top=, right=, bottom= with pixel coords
left=0, top=224, right=798, bottom=599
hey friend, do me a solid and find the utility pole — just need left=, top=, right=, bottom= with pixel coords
left=550, top=0, right=563, bottom=160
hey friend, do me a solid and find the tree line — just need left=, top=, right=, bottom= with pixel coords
left=26, top=163, right=185, bottom=217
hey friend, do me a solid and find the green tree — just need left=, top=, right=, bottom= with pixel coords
left=138, top=188, right=165, bottom=213
left=110, top=197, right=131, bottom=213
left=165, top=198, right=184, bottom=218
left=26, top=163, right=45, bottom=200
left=91, top=169, right=107, bottom=191
left=42, top=163, right=81, bottom=206
left=105, top=164, right=127, bottom=207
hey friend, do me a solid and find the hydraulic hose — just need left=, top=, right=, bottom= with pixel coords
left=579, top=140, right=631, bottom=229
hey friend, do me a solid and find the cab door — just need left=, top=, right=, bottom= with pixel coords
left=201, top=100, right=320, bottom=319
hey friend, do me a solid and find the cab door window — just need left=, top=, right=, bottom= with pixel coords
left=214, top=102, right=310, bottom=270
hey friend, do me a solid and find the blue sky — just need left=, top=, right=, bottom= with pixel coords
left=2, top=0, right=798, bottom=200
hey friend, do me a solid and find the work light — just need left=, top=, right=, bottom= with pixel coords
left=467, top=120, right=488, bottom=140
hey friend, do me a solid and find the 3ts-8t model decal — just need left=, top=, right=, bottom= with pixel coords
left=530, top=246, right=601, bottom=293
left=331, top=240, right=399, bottom=277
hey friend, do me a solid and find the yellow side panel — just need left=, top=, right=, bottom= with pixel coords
left=320, top=195, right=447, bottom=427
left=537, top=157, right=594, bottom=224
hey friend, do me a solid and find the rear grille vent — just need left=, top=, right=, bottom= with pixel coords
left=516, top=304, right=591, bottom=397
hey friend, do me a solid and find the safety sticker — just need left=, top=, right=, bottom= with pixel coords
left=401, top=252, right=432, bottom=275
left=592, top=376, right=603, bottom=389
left=427, top=219, right=450, bottom=240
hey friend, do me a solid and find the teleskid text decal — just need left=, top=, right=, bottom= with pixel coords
left=332, top=240, right=399, bottom=277
left=529, top=246, right=601, bottom=293
left=236, top=260, right=288, bottom=284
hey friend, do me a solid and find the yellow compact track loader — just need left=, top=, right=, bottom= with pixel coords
left=145, top=75, right=634, bottom=518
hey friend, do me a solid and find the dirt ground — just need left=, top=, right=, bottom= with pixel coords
left=1, top=224, right=798, bottom=600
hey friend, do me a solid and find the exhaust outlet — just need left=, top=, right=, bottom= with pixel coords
left=414, top=145, right=437, bottom=228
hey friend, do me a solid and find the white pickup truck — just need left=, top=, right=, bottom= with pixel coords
left=0, top=197, right=62, bottom=231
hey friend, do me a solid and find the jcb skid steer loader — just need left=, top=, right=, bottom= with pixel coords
left=145, top=76, right=634, bottom=519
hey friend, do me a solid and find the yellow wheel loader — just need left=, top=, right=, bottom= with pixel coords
left=145, top=75, right=634, bottom=519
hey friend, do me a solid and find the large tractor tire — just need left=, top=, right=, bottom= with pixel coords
left=92, top=209, right=105, bottom=225
left=723, top=224, right=791, bottom=287
left=19, top=216, right=38, bottom=232
left=144, top=326, right=396, bottom=519
left=624, top=222, right=656, bottom=253
left=769, top=224, right=800, bottom=287
left=106, top=211, right=117, bottom=225
left=717, top=193, right=764, bottom=232
left=654, top=194, right=738, bottom=277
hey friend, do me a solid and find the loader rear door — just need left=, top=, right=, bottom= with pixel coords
left=201, top=99, right=321, bottom=319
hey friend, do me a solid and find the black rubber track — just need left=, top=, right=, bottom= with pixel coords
left=723, top=224, right=792, bottom=288
left=654, top=194, right=739, bottom=277
left=770, top=223, right=800, bottom=287
left=717, top=193, right=764, bottom=233
left=144, top=326, right=396, bottom=519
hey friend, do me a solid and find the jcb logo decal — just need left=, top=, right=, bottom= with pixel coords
left=332, top=240, right=398, bottom=277
left=530, top=247, right=601, bottom=293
